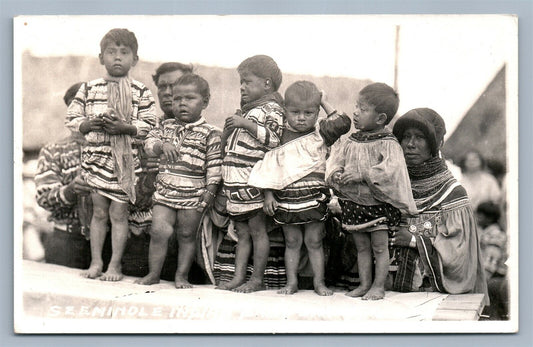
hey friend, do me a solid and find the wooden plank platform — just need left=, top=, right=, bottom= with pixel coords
left=15, top=260, right=487, bottom=333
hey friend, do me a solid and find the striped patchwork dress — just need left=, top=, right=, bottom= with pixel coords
left=248, top=112, right=351, bottom=225
left=222, top=99, right=284, bottom=217
left=65, top=78, right=156, bottom=202
left=144, top=117, right=223, bottom=209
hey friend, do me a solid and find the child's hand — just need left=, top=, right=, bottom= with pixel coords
left=320, top=89, right=328, bottom=104
left=340, top=171, right=363, bottom=185
left=263, top=190, right=278, bottom=216
left=79, top=118, right=105, bottom=134
left=161, top=142, right=179, bottom=162
left=196, top=189, right=216, bottom=212
left=331, top=171, right=343, bottom=185
left=224, top=115, right=252, bottom=131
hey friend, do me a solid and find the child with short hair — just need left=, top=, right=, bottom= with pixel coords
left=326, top=82, right=417, bottom=300
left=248, top=81, right=351, bottom=295
left=136, top=73, right=222, bottom=288
left=65, top=28, right=156, bottom=281
left=217, top=55, right=285, bottom=293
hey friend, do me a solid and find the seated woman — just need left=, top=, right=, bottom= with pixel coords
left=389, top=108, right=489, bottom=306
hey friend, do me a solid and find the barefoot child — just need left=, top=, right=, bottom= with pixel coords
left=326, top=83, right=417, bottom=300
left=136, top=74, right=222, bottom=288
left=218, top=55, right=285, bottom=293
left=249, top=81, right=351, bottom=295
left=66, top=29, right=156, bottom=281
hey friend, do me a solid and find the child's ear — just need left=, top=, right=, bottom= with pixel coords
left=202, top=96, right=210, bottom=109
left=376, top=113, right=388, bottom=125
left=264, top=78, right=273, bottom=91
left=99, top=53, right=104, bottom=66
left=131, top=55, right=139, bottom=67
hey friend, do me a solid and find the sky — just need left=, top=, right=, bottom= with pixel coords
left=14, top=14, right=517, bottom=137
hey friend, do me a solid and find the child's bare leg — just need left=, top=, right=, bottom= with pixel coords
left=100, top=200, right=129, bottom=281
left=304, top=222, right=333, bottom=296
left=234, top=212, right=268, bottom=293
left=216, top=221, right=251, bottom=290
left=277, top=225, right=302, bottom=295
left=135, top=205, right=176, bottom=285
left=362, top=230, right=389, bottom=300
left=346, top=232, right=372, bottom=297
left=174, top=209, right=203, bottom=289
left=81, top=193, right=109, bottom=279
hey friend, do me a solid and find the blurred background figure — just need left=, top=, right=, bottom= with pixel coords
left=459, top=150, right=501, bottom=211
left=34, top=82, right=94, bottom=269
left=476, top=201, right=509, bottom=320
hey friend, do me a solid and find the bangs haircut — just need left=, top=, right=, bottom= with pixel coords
left=100, top=28, right=138, bottom=55
left=359, top=82, right=399, bottom=124
left=173, top=73, right=211, bottom=101
left=237, top=55, right=282, bottom=91
left=284, top=81, right=321, bottom=108
left=152, top=62, right=194, bottom=85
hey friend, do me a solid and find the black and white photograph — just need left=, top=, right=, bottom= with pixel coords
left=13, top=14, right=518, bottom=333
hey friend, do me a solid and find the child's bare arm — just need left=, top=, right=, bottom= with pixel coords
left=320, top=90, right=338, bottom=116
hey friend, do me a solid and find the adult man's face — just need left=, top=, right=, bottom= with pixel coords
left=157, top=70, right=185, bottom=117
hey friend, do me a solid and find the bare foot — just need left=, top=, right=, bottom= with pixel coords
left=277, top=283, right=298, bottom=295
left=81, top=263, right=102, bottom=279
left=174, top=275, right=193, bottom=289
left=134, top=272, right=160, bottom=285
left=362, top=286, right=385, bottom=300
left=215, top=278, right=245, bottom=290
left=232, top=280, right=265, bottom=293
left=345, top=285, right=371, bottom=298
left=100, top=266, right=123, bottom=281
left=314, top=282, right=333, bottom=296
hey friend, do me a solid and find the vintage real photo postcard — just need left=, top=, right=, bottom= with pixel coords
left=13, top=14, right=518, bottom=333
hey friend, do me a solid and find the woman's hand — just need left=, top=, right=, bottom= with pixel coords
left=263, top=190, right=278, bottom=216
left=161, top=142, right=179, bottom=162
left=390, top=226, right=415, bottom=248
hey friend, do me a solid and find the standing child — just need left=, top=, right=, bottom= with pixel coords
left=136, top=74, right=222, bottom=288
left=218, top=55, right=285, bottom=293
left=248, top=81, right=351, bottom=295
left=65, top=29, right=156, bottom=281
left=326, top=83, right=417, bottom=300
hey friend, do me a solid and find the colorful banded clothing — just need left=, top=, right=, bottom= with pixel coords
left=248, top=112, right=351, bottom=225
left=391, top=158, right=489, bottom=305
left=326, top=129, right=417, bottom=232
left=222, top=93, right=284, bottom=216
left=35, top=136, right=91, bottom=268
left=65, top=77, right=156, bottom=202
left=145, top=117, right=223, bottom=210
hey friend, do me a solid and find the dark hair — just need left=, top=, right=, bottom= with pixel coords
left=359, top=82, right=399, bottom=124
left=459, top=150, right=486, bottom=173
left=284, top=81, right=321, bottom=108
left=63, top=82, right=84, bottom=106
left=237, top=55, right=282, bottom=91
left=173, top=73, right=210, bottom=102
left=100, top=28, right=138, bottom=55
left=476, top=201, right=501, bottom=224
left=152, top=62, right=193, bottom=86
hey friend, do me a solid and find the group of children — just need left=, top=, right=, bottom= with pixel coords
left=65, top=28, right=417, bottom=300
